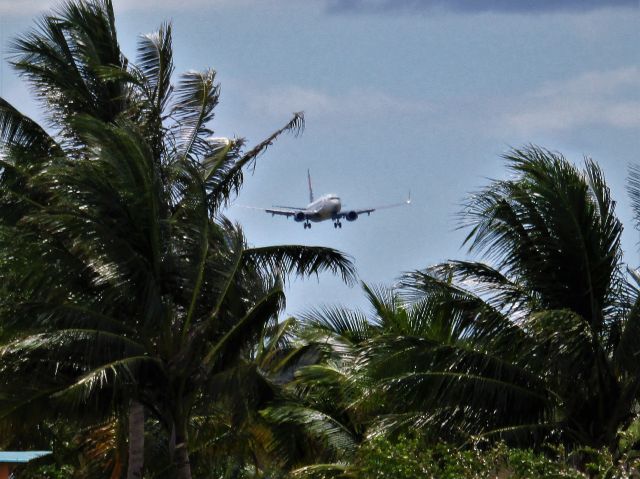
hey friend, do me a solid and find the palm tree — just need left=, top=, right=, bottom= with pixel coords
left=292, top=281, right=486, bottom=443
left=182, top=317, right=318, bottom=477
left=392, top=147, right=640, bottom=450
left=0, top=2, right=356, bottom=478
left=295, top=147, right=640, bottom=455
left=277, top=282, right=454, bottom=478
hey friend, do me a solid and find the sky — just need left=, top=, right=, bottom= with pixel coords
left=1, top=0, right=639, bottom=316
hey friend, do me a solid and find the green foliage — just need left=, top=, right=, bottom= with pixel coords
left=348, top=436, right=589, bottom=479
left=619, top=417, right=640, bottom=454
left=3, top=1, right=640, bottom=477
left=505, top=447, right=584, bottom=479
left=0, top=2, right=355, bottom=478
left=354, top=436, right=431, bottom=478
left=17, top=463, right=74, bottom=479
left=294, top=148, right=640, bottom=452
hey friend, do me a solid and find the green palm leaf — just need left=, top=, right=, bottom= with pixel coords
left=11, top=0, right=129, bottom=127
left=171, top=69, right=219, bottom=162
left=0, top=98, right=60, bottom=157
left=261, top=404, right=356, bottom=459
left=203, top=112, right=304, bottom=211
left=243, top=245, right=356, bottom=285
left=299, top=306, right=373, bottom=346
left=137, top=22, right=174, bottom=116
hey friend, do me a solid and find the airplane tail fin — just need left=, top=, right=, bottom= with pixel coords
left=307, top=169, right=314, bottom=203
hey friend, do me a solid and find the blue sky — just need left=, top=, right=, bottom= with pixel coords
left=1, top=0, right=639, bottom=315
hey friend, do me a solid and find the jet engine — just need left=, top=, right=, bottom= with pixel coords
left=294, top=211, right=306, bottom=222
left=345, top=211, right=358, bottom=221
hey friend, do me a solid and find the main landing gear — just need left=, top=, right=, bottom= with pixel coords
left=333, top=221, right=342, bottom=229
left=303, top=221, right=312, bottom=229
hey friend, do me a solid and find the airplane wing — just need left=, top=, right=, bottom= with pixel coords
left=335, top=207, right=375, bottom=218
left=264, top=207, right=304, bottom=218
left=335, top=193, right=411, bottom=219
left=237, top=204, right=322, bottom=219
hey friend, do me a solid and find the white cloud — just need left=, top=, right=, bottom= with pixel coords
left=0, top=0, right=265, bottom=15
left=243, top=68, right=639, bottom=139
left=0, top=0, right=54, bottom=15
left=113, top=0, right=257, bottom=11
left=246, top=85, right=433, bottom=120
left=501, top=67, right=640, bottom=134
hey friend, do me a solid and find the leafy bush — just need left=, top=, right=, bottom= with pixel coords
left=19, top=464, right=74, bottom=479
left=349, top=436, right=588, bottom=479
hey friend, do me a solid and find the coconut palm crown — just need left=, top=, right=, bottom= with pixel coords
left=0, top=1, right=355, bottom=478
left=297, top=148, right=640, bottom=453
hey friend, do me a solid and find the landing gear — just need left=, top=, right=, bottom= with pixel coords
left=333, top=221, right=342, bottom=229
left=304, top=221, right=311, bottom=229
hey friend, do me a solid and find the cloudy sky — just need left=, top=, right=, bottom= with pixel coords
left=1, top=0, right=639, bottom=314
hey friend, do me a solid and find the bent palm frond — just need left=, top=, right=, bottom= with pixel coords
left=243, top=245, right=356, bottom=285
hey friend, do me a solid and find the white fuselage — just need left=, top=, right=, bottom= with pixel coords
left=305, top=194, right=341, bottom=222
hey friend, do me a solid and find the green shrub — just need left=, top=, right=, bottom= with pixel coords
left=350, top=436, right=588, bottom=479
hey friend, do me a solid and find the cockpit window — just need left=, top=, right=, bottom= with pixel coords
left=329, top=196, right=340, bottom=200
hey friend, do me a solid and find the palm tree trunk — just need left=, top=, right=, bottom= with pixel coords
left=127, top=399, right=145, bottom=479
left=174, top=418, right=192, bottom=479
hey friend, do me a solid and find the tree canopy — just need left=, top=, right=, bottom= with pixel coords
left=1, top=1, right=639, bottom=478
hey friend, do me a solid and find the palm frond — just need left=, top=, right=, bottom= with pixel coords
left=11, top=0, right=129, bottom=127
left=51, top=355, right=164, bottom=408
left=239, top=111, right=304, bottom=164
left=137, top=23, right=174, bottom=116
left=627, top=164, right=640, bottom=232
left=0, top=387, right=68, bottom=438
left=243, top=245, right=356, bottom=285
left=1, top=329, right=146, bottom=370
left=14, top=302, right=136, bottom=335
left=470, top=422, right=557, bottom=445
left=289, top=463, right=348, bottom=478
left=614, top=278, right=640, bottom=374
left=203, top=286, right=286, bottom=371
left=258, top=317, right=297, bottom=367
left=171, top=69, right=219, bottom=162
left=203, top=112, right=304, bottom=210
left=428, top=260, right=533, bottom=314
left=361, top=282, right=406, bottom=330
left=298, top=306, right=373, bottom=346
left=261, top=404, right=356, bottom=459
left=194, top=222, right=246, bottom=333
left=461, top=146, right=623, bottom=326
left=0, top=98, right=60, bottom=157
left=399, top=267, right=526, bottom=348
left=291, top=364, right=354, bottom=400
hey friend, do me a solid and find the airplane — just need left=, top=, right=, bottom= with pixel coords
left=255, top=170, right=411, bottom=229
